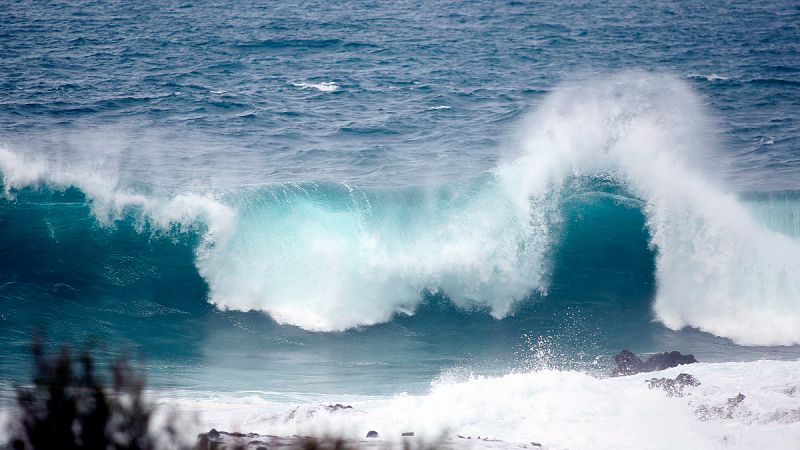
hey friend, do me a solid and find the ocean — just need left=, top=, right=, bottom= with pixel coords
left=1, top=0, right=800, bottom=447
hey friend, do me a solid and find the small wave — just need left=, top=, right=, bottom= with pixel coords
left=687, top=73, right=730, bottom=82
left=759, top=136, right=775, bottom=145
left=290, top=81, right=339, bottom=93
left=427, top=105, right=451, bottom=111
left=235, top=38, right=343, bottom=50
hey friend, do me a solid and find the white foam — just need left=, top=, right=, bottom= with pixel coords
left=291, top=81, right=340, bottom=92
left=196, top=180, right=554, bottom=331
left=157, top=360, right=800, bottom=449
left=501, top=71, right=800, bottom=346
left=688, top=73, right=730, bottom=81
left=0, top=147, right=48, bottom=195
left=0, top=146, right=236, bottom=249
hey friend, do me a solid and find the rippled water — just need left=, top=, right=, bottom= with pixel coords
left=1, top=0, right=798, bottom=190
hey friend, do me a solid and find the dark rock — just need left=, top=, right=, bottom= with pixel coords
left=728, top=393, right=745, bottom=407
left=208, top=429, right=220, bottom=438
left=611, top=350, right=644, bottom=376
left=611, top=350, right=697, bottom=376
left=196, top=434, right=211, bottom=450
left=256, top=447, right=267, bottom=450
left=643, top=351, right=698, bottom=372
left=646, top=373, right=700, bottom=397
left=531, top=443, right=543, bottom=447
left=696, top=393, right=746, bottom=420
left=366, top=430, right=379, bottom=438
left=401, top=432, right=415, bottom=437
left=324, top=403, right=353, bottom=412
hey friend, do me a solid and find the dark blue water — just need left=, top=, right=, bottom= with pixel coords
left=1, top=0, right=800, bottom=397
left=2, top=0, right=799, bottom=189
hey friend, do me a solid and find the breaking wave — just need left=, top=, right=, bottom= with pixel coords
left=2, top=72, right=800, bottom=345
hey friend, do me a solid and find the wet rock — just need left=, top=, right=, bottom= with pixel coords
left=643, top=351, right=698, bottom=372
left=195, top=434, right=211, bottom=450
left=728, top=393, right=745, bottom=407
left=196, top=430, right=376, bottom=449
left=366, top=430, right=379, bottom=438
left=612, top=350, right=644, bottom=376
left=646, top=373, right=700, bottom=397
left=696, top=393, right=747, bottom=420
left=611, top=350, right=697, bottom=376
left=324, top=403, right=353, bottom=412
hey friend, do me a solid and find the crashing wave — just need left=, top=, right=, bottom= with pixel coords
left=2, top=72, right=800, bottom=345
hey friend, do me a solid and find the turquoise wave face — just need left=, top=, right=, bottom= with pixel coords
left=0, top=179, right=629, bottom=387
left=4, top=175, right=800, bottom=394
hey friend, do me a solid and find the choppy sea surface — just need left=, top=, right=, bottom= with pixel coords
left=2, top=0, right=800, bottom=447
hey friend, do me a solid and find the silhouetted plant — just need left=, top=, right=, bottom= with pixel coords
left=9, top=335, right=182, bottom=450
left=8, top=336, right=446, bottom=449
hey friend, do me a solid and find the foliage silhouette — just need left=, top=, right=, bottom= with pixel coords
left=10, top=335, right=182, bottom=450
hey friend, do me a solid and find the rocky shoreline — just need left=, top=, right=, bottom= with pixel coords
left=193, top=429, right=544, bottom=450
left=189, top=349, right=768, bottom=450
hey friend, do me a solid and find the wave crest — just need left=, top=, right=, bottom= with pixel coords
left=506, top=71, right=800, bottom=346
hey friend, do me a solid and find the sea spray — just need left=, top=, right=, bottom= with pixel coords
left=504, top=72, right=800, bottom=345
